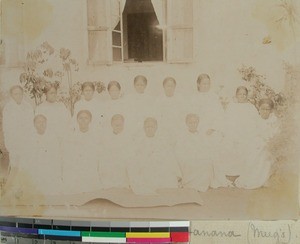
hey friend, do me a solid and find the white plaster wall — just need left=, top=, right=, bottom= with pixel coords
left=1, top=0, right=299, bottom=97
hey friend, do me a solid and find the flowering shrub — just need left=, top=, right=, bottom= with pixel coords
left=20, top=42, right=64, bottom=105
left=19, top=42, right=79, bottom=113
left=238, top=65, right=288, bottom=116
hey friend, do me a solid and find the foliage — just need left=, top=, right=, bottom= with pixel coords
left=66, top=81, right=107, bottom=107
left=20, top=42, right=60, bottom=105
left=276, top=0, right=299, bottom=37
left=20, top=42, right=108, bottom=114
left=238, top=65, right=288, bottom=117
left=19, top=42, right=79, bottom=110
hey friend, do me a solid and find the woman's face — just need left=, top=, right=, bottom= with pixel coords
left=186, top=116, right=199, bottom=133
left=111, top=117, right=124, bottom=134
left=197, top=78, right=211, bottom=92
left=108, top=85, right=121, bottom=100
left=164, top=80, right=176, bottom=97
left=34, top=116, right=47, bottom=135
left=82, top=86, right=94, bottom=101
left=11, top=87, right=23, bottom=104
left=134, top=79, right=147, bottom=94
left=46, top=87, right=57, bottom=103
left=144, top=120, right=157, bottom=138
left=236, top=89, right=248, bottom=103
left=77, top=112, right=92, bottom=131
left=259, top=104, right=272, bottom=120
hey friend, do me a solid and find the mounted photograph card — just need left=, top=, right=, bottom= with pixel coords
left=0, top=0, right=299, bottom=220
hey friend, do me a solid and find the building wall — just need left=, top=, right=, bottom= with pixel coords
left=1, top=0, right=299, bottom=97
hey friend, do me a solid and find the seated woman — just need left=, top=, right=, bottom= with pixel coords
left=190, top=74, right=224, bottom=135
left=62, top=110, right=102, bottom=194
left=175, top=114, right=214, bottom=192
left=128, top=117, right=181, bottom=195
left=235, top=98, right=279, bottom=189
left=99, top=114, right=131, bottom=189
left=73, top=81, right=103, bottom=129
left=212, top=86, right=260, bottom=188
left=23, top=114, right=63, bottom=196
left=35, top=83, right=71, bottom=143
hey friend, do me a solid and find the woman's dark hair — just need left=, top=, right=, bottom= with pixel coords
left=108, top=81, right=121, bottom=91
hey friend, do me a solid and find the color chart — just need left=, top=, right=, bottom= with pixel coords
left=0, top=217, right=190, bottom=243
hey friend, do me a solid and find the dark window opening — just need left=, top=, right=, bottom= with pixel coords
left=123, top=0, right=163, bottom=62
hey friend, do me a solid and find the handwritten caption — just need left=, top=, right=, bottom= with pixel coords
left=190, top=221, right=298, bottom=244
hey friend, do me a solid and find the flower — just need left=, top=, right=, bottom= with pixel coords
left=41, top=42, right=54, bottom=55
left=43, top=68, right=54, bottom=78
left=55, top=71, right=64, bottom=78
left=60, top=48, right=71, bottom=61
left=63, top=63, right=71, bottom=71
left=25, top=60, right=37, bottom=72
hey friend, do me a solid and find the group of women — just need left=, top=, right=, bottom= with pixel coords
left=2, top=74, right=279, bottom=196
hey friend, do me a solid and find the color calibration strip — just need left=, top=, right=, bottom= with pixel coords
left=0, top=217, right=190, bottom=243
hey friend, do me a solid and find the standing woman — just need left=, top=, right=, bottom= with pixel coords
left=238, top=98, right=279, bottom=189
left=2, top=85, right=34, bottom=196
left=156, top=77, right=186, bottom=138
left=35, top=83, right=71, bottom=142
left=2, top=85, right=34, bottom=168
left=190, top=74, right=224, bottom=135
left=212, top=86, right=260, bottom=188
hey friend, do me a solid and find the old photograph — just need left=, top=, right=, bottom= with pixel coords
left=0, top=0, right=299, bottom=220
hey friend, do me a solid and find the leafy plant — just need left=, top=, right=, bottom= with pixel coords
left=20, top=42, right=61, bottom=105
left=19, top=42, right=80, bottom=113
left=238, top=65, right=288, bottom=117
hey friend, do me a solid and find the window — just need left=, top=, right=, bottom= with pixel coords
left=87, top=0, right=193, bottom=65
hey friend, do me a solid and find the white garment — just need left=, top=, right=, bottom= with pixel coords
left=155, top=94, right=186, bottom=138
left=235, top=114, right=279, bottom=189
left=35, top=101, right=71, bottom=141
left=126, top=93, right=156, bottom=133
left=128, top=132, right=181, bottom=195
left=189, top=92, right=224, bottom=133
left=62, top=128, right=102, bottom=194
left=175, top=130, right=215, bottom=192
left=100, top=97, right=128, bottom=130
left=257, top=114, right=279, bottom=142
left=99, top=130, right=132, bottom=189
left=212, top=102, right=261, bottom=188
left=20, top=130, right=63, bottom=195
left=2, top=99, right=34, bottom=167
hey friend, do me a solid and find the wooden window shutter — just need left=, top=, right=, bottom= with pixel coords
left=166, top=0, right=193, bottom=63
left=87, top=0, right=113, bottom=65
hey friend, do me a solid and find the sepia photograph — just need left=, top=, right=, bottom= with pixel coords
left=0, top=0, right=299, bottom=220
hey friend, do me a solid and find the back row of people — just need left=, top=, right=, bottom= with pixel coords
left=2, top=74, right=279, bottom=196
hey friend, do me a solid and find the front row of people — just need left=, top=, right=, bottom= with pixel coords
left=9, top=103, right=276, bottom=197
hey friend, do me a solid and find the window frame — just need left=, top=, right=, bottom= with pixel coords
left=86, top=0, right=193, bottom=65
